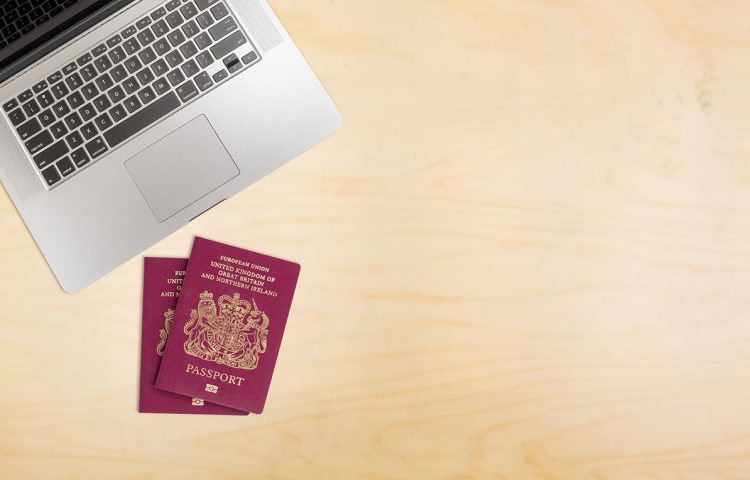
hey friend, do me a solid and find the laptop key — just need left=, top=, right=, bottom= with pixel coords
left=38, top=91, right=55, bottom=107
left=33, top=139, right=68, bottom=169
left=41, top=165, right=61, bottom=187
left=68, top=91, right=85, bottom=109
left=139, top=46, right=157, bottom=65
left=225, top=54, right=242, bottom=74
left=62, top=62, right=77, bottom=75
left=154, top=38, right=171, bottom=56
left=196, top=51, right=213, bottom=68
left=196, top=12, right=213, bottom=29
left=122, top=25, right=137, bottom=38
left=110, top=104, right=127, bottom=122
left=18, top=89, right=33, bottom=103
left=153, top=77, right=170, bottom=95
left=212, top=69, right=228, bottom=83
left=94, top=55, right=112, bottom=73
left=176, top=80, right=198, bottom=102
left=80, top=104, right=97, bottom=121
left=81, top=83, right=98, bottom=100
left=33, top=80, right=47, bottom=93
left=167, top=68, right=185, bottom=86
left=180, top=40, right=198, bottom=59
left=138, top=86, right=156, bottom=104
left=182, top=19, right=200, bottom=38
left=194, top=32, right=212, bottom=50
left=151, top=58, right=169, bottom=77
left=85, top=137, right=108, bottom=159
left=124, top=38, right=141, bottom=55
left=166, top=0, right=182, bottom=11
left=137, top=29, right=155, bottom=47
left=111, top=65, right=128, bottom=82
left=50, top=121, right=68, bottom=139
left=137, top=68, right=155, bottom=85
left=181, top=2, right=198, bottom=19
left=25, top=130, right=54, bottom=155
left=65, top=72, right=83, bottom=90
left=152, top=19, right=169, bottom=37
left=165, top=50, right=183, bottom=67
left=92, top=44, right=107, bottom=57
left=168, top=29, right=185, bottom=47
left=124, top=95, right=142, bottom=113
left=194, top=71, right=213, bottom=91
left=108, top=85, right=125, bottom=103
left=81, top=122, right=98, bottom=140
left=123, top=77, right=140, bottom=94
left=107, top=35, right=122, bottom=48
left=3, top=99, right=18, bottom=112
left=66, top=131, right=84, bottom=149
left=95, top=113, right=113, bottom=131
left=52, top=100, right=70, bottom=117
left=108, top=46, right=126, bottom=64
left=208, top=16, right=236, bottom=41
left=71, top=148, right=90, bottom=168
left=38, top=109, right=55, bottom=127
left=195, top=0, right=220, bottom=10
left=8, top=108, right=25, bottom=126
left=77, top=53, right=92, bottom=65
left=64, top=112, right=82, bottom=130
left=125, top=56, right=142, bottom=73
left=47, top=71, right=63, bottom=84
left=22, top=99, right=40, bottom=117
left=94, top=94, right=111, bottom=112
left=95, top=73, right=114, bottom=91
left=104, top=91, right=180, bottom=148
left=56, top=156, right=75, bottom=177
left=136, top=17, right=152, bottom=30
left=211, top=3, right=228, bottom=20
left=166, top=12, right=183, bottom=29
left=151, top=7, right=167, bottom=20
left=16, top=117, right=41, bottom=140
left=181, top=59, right=199, bottom=77
left=65, top=112, right=83, bottom=130
left=80, top=64, right=97, bottom=81
left=242, top=51, right=259, bottom=65
left=210, top=31, right=246, bottom=60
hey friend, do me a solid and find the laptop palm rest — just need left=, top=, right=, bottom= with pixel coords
left=125, top=115, right=240, bottom=223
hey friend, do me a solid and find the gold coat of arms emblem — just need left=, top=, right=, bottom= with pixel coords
left=156, top=309, right=175, bottom=357
left=183, top=291, right=270, bottom=370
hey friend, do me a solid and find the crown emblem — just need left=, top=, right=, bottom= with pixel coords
left=156, top=308, right=175, bottom=356
left=183, top=291, right=270, bottom=370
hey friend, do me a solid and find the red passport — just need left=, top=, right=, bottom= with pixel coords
left=139, top=257, right=247, bottom=415
left=155, top=238, right=301, bottom=413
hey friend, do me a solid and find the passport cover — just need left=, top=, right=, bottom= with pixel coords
left=155, top=238, right=301, bottom=413
left=139, top=257, right=247, bottom=415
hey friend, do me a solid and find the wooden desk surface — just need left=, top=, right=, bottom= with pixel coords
left=2, top=1, right=749, bottom=478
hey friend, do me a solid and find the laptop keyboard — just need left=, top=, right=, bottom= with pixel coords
left=2, top=0, right=260, bottom=189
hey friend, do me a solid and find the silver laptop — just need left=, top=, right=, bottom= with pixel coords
left=0, top=0, right=342, bottom=293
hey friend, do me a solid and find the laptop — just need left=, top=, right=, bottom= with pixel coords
left=0, top=0, right=342, bottom=293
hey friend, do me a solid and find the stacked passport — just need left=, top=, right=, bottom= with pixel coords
left=139, top=237, right=300, bottom=415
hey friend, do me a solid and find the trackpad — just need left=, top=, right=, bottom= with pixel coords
left=125, top=115, right=239, bottom=222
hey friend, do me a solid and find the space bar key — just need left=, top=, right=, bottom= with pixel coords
left=104, top=92, right=181, bottom=148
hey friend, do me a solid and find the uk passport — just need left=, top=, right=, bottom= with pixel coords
left=139, top=257, right=247, bottom=415
left=155, top=238, right=301, bottom=413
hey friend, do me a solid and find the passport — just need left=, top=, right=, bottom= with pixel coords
left=155, top=238, right=301, bottom=413
left=139, top=257, right=247, bottom=415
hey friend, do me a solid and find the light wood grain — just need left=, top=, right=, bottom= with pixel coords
left=3, top=0, right=750, bottom=478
